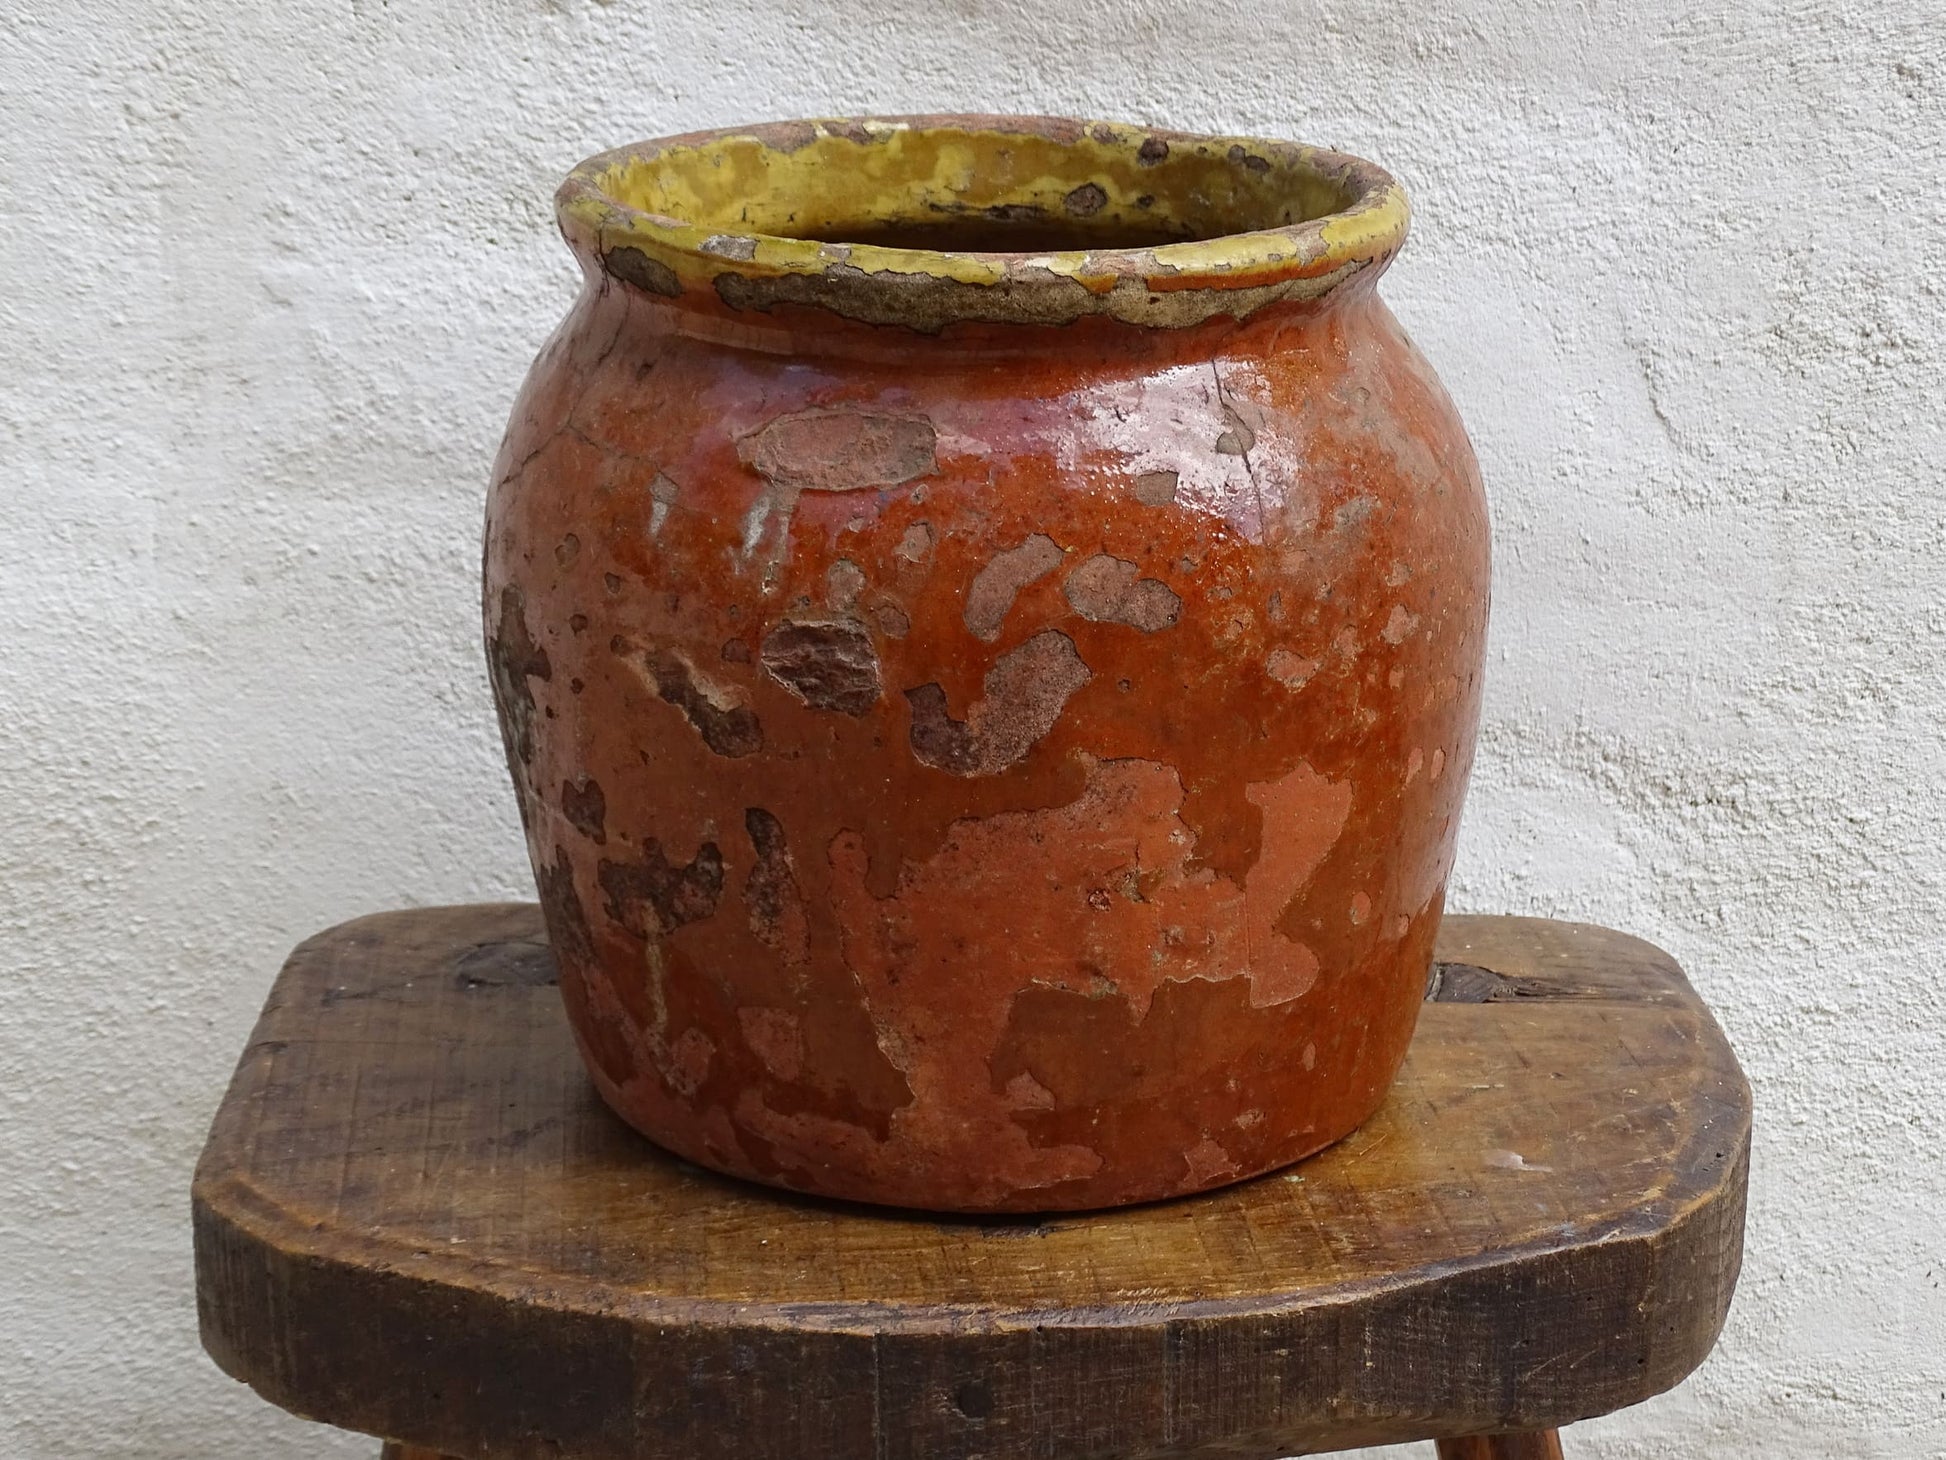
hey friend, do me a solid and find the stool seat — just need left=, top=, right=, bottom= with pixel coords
left=194, top=906, right=1748, bottom=1459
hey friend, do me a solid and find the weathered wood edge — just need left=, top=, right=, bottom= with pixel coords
left=194, top=1144, right=1749, bottom=1456
left=193, top=907, right=1752, bottom=1457
left=194, top=1114, right=1746, bottom=1339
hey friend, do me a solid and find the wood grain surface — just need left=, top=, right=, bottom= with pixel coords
left=195, top=906, right=1748, bottom=1459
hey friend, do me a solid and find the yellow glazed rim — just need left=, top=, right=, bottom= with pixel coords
left=556, top=115, right=1410, bottom=332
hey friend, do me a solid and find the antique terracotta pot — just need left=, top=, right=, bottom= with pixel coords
left=485, top=116, right=1488, bottom=1212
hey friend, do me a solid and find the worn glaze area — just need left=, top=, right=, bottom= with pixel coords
left=485, top=117, right=1488, bottom=1212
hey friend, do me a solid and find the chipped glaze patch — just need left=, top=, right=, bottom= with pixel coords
left=895, top=521, right=935, bottom=564
left=642, top=648, right=764, bottom=757
left=738, top=1006, right=805, bottom=1081
left=647, top=472, right=679, bottom=536
left=906, top=630, right=1091, bottom=775
left=833, top=755, right=1347, bottom=1027
left=561, top=775, right=607, bottom=843
left=1381, top=604, right=1419, bottom=644
left=963, top=533, right=1064, bottom=641
left=488, top=584, right=551, bottom=767
left=738, top=408, right=937, bottom=494
left=1182, top=1135, right=1240, bottom=1188
left=734, top=407, right=937, bottom=565
left=742, top=807, right=809, bottom=970
left=760, top=618, right=881, bottom=716
left=1267, top=648, right=1319, bottom=689
left=825, top=557, right=866, bottom=610
left=1064, top=553, right=1183, bottom=632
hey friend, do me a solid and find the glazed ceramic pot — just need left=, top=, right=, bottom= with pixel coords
left=485, top=116, right=1488, bottom=1212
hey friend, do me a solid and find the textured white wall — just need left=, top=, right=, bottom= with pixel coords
left=3, top=1, right=1942, bottom=1456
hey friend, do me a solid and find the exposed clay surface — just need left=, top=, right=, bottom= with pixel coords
left=643, top=649, right=764, bottom=756
left=737, top=408, right=937, bottom=494
left=964, top=533, right=1065, bottom=640
left=485, top=126, right=1488, bottom=1212
left=735, top=408, right=938, bottom=560
left=1063, top=553, right=1184, bottom=631
left=561, top=775, right=607, bottom=843
left=906, top=630, right=1093, bottom=776
left=597, top=838, right=725, bottom=938
left=1132, top=469, right=1179, bottom=506
left=759, top=618, right=881, bottom=716
left=488, top=585, right=550, bottom=767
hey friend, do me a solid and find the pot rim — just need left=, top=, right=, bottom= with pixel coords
left=555, top=115, right=1409, bottom=332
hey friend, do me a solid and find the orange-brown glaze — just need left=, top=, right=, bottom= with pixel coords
left=485, top=118, right=1488, bottom=1211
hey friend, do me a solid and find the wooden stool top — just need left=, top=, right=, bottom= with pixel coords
left=194, top=906, right=1748, bottom=1459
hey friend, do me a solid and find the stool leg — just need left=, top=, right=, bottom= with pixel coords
left=1436, top=1432, right=1565, bottom=1460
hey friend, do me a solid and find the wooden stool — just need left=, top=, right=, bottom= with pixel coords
left=194, top=906, right=1748, bottom=1459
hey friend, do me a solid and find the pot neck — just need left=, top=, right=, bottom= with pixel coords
left=584, top=269, right=1383, bottom=366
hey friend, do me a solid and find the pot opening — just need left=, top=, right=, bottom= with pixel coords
left=795, top=218, right=1205, bottom=255
left=607, top=125, right=1362, bottom=255
left=558, top=117, right=1409, bottom=331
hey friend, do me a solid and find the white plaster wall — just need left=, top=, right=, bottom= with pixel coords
left=2, top=1, right=1942, bottom=1455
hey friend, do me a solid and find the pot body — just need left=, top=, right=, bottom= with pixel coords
left=486, top=239, right=1486, bottom=1212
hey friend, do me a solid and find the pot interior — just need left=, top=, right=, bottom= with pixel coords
left=602, top=120, right=1364, bottom=256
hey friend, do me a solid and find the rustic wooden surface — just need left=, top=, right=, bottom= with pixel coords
left=195, top=906, right=1748, bottom=1460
